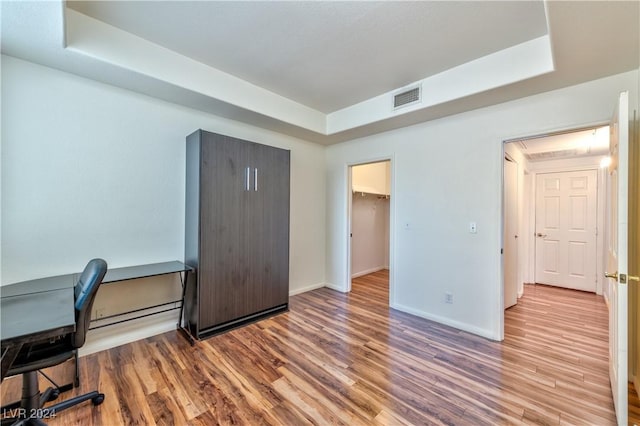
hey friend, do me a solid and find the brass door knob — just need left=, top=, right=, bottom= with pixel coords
left=604, top=271, right=618, bottom=280
left=629, top=275, right=640, bottom=282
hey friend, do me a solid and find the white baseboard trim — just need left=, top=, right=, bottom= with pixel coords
left=351, top=266, right=385, bottom=279
left=391, top=302, right=499, bottom=341
left=289, top=282, right=326, bottom=296
left=79, top=310, right=179, bottom=357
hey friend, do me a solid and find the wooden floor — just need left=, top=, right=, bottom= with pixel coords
left=2, top=270, right=635, bottom=424
left=631, top=382, right=640, bottom=426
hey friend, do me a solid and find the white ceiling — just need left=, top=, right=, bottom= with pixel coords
left=514, top=126, right=610, bottom=161
left=67, top=1, right=547, bottom=113
left=2, top=1, right=639, bottom=144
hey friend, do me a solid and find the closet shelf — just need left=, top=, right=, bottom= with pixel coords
left=352, top=186, right=390, bottom=198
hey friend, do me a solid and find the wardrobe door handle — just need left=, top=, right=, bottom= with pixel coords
left=245, top=167, right=250, bottom=191
left=254, top=168, right=258, bottom=191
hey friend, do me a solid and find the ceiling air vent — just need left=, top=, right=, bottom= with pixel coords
left=393, top=85, right=421, bottom=110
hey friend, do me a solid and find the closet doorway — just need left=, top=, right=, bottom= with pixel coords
left=348, top=160, right=392, bottom=301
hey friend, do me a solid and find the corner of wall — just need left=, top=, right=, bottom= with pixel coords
left=324, top=282, right=347, bottom=293
left=289, top=282, right=326, bottom=296
left=390, top=302, right=500, bottom=342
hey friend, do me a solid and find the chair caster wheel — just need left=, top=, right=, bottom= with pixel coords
left=91, top=394, right=105, bottom=406
left=49, top=389, right=60, bottom=401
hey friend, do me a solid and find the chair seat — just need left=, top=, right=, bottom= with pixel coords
left=6, top=337, right=75, bottom=377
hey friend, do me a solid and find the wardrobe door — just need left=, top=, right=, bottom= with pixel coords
left=247, top=143, right=290, bottom=313
left=199, top=133, right=252, bottom=329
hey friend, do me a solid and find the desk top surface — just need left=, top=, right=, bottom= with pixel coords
left=2, top=261, right=192, bottom=292
left=1, top=274, right=76, bottom=298
left=1, top=287, right=75, bottom=342
left=103, top=261, right=192, bottom=283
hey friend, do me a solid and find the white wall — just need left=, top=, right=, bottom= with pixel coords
left=1, top=55, right=326, bottom=350
left=326, top=70, right=638, bottom=340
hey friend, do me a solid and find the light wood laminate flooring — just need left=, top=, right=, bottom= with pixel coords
left=631, top=382, right=640, bottom=425
left=3, top=271, right=634, bottom=424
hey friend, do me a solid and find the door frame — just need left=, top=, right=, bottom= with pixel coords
left=499, top=121, right=609, bottom=339
left=345, top=156, right=395, bottom=305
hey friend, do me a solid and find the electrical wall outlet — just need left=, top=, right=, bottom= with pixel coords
left=445, top=292, right=453, bottom=304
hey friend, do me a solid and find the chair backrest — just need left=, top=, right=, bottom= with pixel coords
left=72, top=258, right=107, bottom=348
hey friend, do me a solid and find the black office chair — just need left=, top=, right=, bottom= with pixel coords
left=1, top=259, right=108, bottom=426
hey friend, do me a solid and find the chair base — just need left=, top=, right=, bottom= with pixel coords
left=1, top=371, right=103, bottom=426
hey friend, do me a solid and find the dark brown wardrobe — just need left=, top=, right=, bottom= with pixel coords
left=183, top=130, right=290, bottom=339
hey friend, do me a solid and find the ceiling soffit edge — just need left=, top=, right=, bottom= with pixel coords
left=63, top=6, right=556, bottom=138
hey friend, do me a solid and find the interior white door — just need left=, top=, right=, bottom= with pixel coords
left=504, top=156, right=518, bottom=309
left=631, top=107, right=640, bottom=417
left=607, top=91, right=629, bottom=426
left=535, top=170, right=598, bottom=291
